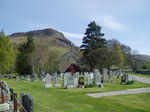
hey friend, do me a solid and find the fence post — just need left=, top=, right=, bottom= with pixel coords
left=0, top=82, right=4, bottom=104
left=13, top=93, right=17, bottom=112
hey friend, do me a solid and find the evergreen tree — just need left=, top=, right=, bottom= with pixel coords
left=0, top=30, right=15, bottom=73
left=80, top=21, right=107, bottom=71
left=16, top=35, right=34, bottom=75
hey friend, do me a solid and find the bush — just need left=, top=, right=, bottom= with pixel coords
left=19, top=78, right=28, bottom=82
left=85, top=83, right=96, bottom=88
left=126, top=81, right=134, bottom=85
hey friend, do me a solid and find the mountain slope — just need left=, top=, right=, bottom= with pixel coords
left=9, top=28, right=79, bottom=55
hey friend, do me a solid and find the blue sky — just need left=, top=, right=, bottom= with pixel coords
left=1, top=0, right=150, bottom=55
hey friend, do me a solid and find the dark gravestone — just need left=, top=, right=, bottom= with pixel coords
left=22, top=94, right=34, bottom=112
left=9, top=88, right=14, bottom=101
left=121, top=75, right=126, bottom=85
left=78, top=77, right=84, bottom=88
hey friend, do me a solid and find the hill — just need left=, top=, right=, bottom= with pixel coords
left=9, top=28, right=79, bottom=55
left=133, top=54, right=150, bottom=62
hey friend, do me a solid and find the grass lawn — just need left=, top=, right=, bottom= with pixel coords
left=128, top=73, right=150, bottom=78
left=2, top=78, right=150, bottom=112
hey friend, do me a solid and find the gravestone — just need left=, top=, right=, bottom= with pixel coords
left=33, top=74, right=38, bottom=80
left=109, top=70, right=113, bottom=78
left=94, top=69, right=103, bottom=88
left=74, top=77, right=78, bottom=87
left=55, top=77, right=61, bottom=87
left=16, top=76, right=19, bottom=81
left=67, top=74, right=75, bottom=89
left=102, top=68, right=109, bottom=83
left=89, top=72, right=94, bottom=79
left=126, top=75, right=133, bottom=81
left=60, top=73, right=64, bottom=78
left=78, top=77, right=84, bottom=88
left=87, top=74, right=93, bottom=85
left=38, top=75, right=44, bottom=81
left=26, top=75, right=31, bottom=81
left=42, top=77, right=46, bottom=82
left=84, top=72, right=88, bottom=85
left=45, top=74, right=52, bottom=88
left=121, top=74, right=127, bottom=85
left=63, top=73, right=68, bottom=87
left=22, top=94, right=34, bottom=112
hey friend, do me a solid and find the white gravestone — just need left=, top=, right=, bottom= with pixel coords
left=45, top=74, right=52, bottom=88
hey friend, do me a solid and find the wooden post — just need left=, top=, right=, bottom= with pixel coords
left=13, top=93, right=17, bottom=112
left=0, top=82, right=4, bottom=104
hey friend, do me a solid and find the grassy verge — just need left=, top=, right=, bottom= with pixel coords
left=128, top=73, right=150, bottom=78
left=1, top=78, right=150, bottom=112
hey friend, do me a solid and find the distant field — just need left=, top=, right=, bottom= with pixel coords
left=2, top=78, right=150, bottom=112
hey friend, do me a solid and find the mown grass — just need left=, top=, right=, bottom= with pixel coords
left=128, top=73, right=150, bottom=78
left=2, top=78, right=150, bottom=112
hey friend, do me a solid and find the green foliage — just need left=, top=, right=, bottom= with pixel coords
left=30, top=43, right=60, bottom=73
left=115, top=45, right=125, bottom=67
left=141, top=62, right=150, bottom=69
left=85, top=83, right=96, bottom=88
left=16, top=35, right=35, bottom=75
left=126, top=80, right=134, bottom=85
left=80, top=21, right=107, bottom=71
left=0, top=31, right=15, bottom=73
left=80, top=21, right=106, bottom=53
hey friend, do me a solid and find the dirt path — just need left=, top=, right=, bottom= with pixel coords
left=86, top=87, right=150, bottom=98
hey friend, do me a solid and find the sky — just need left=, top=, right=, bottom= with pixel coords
left=0, top=0, right=150, bottom=55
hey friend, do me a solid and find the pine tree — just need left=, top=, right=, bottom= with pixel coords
left=16, top=35, right=34, bottom=75
left=80, top=21, right=107, bottom=71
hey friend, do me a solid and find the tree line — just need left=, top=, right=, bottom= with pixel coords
left=0, top=21, right=149, bottom=75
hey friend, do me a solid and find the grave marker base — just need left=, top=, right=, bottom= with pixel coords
left=45, top=84, right=52, bottom=88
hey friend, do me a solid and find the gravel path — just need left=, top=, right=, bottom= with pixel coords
left=87, top=75, right=150, bottom=98
left=131, top=75, right=150, bottom=84
left=86, top=87, right=150, bottom=98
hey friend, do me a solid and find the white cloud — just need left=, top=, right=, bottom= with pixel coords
left=62, top=31, right=83, bottom=39
left=90, top=14, right=128, bottom=31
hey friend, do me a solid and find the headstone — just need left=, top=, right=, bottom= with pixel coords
left=109, top=70, right=113, bottom=78
left=22, top=94, right=34, bottom=112
left=63, top=73, right=68, bottom=87
left=42, top=76, right=46, bottom=82
left=78, top=77, right=84, bottom=88
left=87, top=74, right=93, bottom=85
left=89, top=72, right=94, bottom=79
left=26, top=75, right=31, bottom=81
left=94, top=69, right=103, bottom=88
left=55, top=77, right=61, bottom=87
left=33, top=74, right=38, bottom=80
left=102, top=68, right=109, bottom=83
left=67, top=74, right=75, bottom=89
left=127, top=75, right=133, bottom=81
left=121, top=74, right=126, bottom=85
left=75, top=72, right=80, bottom=77
left=45, top=74, right=52, bottom=88
left=60, top=73, right=64, bottom=78
left=16, top=76, right=19, bottom=81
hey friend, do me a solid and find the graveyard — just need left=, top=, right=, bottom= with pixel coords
left=1, top=1, right=150, bottom=112
left=1, top=71, right=150, bottom=112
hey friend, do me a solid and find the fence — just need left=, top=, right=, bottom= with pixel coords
left=0, top=81, right=33, bottom=112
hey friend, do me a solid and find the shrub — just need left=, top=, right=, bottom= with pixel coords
left=126, top=81, right=134, bottom=85
left=85, top=83, right=96, bottom=88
